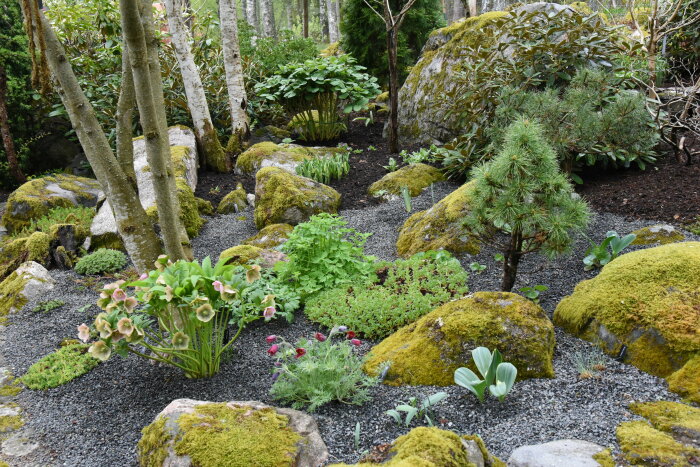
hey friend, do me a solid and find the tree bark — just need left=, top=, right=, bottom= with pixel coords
left=121, top=0, right=189, bottom=261
left=285, top=1, right=293, bottom=29
left=501, top=232, right=522, bottom=292
left=320, top=0, right=329, bottom=41
left=164, top=0, right=228, bottom=172
left=220, top=0, right=251, bottom=139
left=115, top=44, right=137, bottom=189
left=467, top=0, right=477, bottom=17
left=246, top=0, right=259, bottom=33
left=327, top=0, right=339, bottom=42
left=445, top=0, right=453, bottom=23
left=259, top=0, right=275, bottom=37
left=453, top=0, right=465, bottom=21
left=303, top=0, right=309, bottom=37
left=0, top=66, right=26, bottom=184
left=37, top=11, right=161, bottom=272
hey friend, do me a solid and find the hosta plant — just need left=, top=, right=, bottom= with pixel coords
left=78, top=256, right=289, bottom=378
left=583, top=231, right=636, bottom=270
left=454, top=347, right=517, bottom=403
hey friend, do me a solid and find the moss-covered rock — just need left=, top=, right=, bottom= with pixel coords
left=217, top=183, right=248, bottom=214
left=2, top=174, right=102, bottom=234
left=617, top=420, right=700, bottom=466
left=0, top=261, right=55, bottom=322
left=252, top=125, right=292, bottom=144
left=219, top=245, right=288, bottom=269
left=553, top=242, right=700, bottom=384
left=320, top=42, right=343, bottom=57
left=145, top=181, right=206, bottom=239
left=631, top=224, right=686, bottom=246
left=137, top=399, right=329, bottom=467
left=364, top=291, right=555, bottom=386
left=667, top=355, right=700, bottom=404
left=254, top=167, right=341, bottom=229
left=630, top=401, right=700, bottom=442
left=195, top=197, right=214, bottom=216
left=368, top=163, right=444, bottom=201
left=396, top=181, right=479, bottom=257
left=236, top=142, right=344, bottom=175
left=243, top=223, right=293, bottom=249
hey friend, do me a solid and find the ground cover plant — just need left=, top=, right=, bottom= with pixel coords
left=21, top=343, right=99, bottom=390
left=11, top=205, right=95, bottom=240
left=74, top=248, right=128, bottom=276
left=304, top=250, right=468, bottom=339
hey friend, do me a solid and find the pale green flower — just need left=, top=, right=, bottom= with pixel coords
left=171, top=332, right=190, bottom=350
left=246, top=265, right=261, bottom=283
left=88, top=341, right=111, bottom=361
left=195, top=304, right=215, bottom=323
left=117, top=317, right=134, bottom=336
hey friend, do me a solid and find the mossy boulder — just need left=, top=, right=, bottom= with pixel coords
left=195, top=197, right=214, bottom=216
left=553, top=243, right=700, bottom=384
left=0, top=232, right=51, bottom=281
left=364, top=292, right=555, bottom=386
left=319, top=42, right=343, bottom=57
left=1, top=174, right=102, bottom=234
left=254, top=167, right=341, bottom=229
left=667, top=355, right=700, bottom=404
left=236, top=142, right=344, bottom=175
left=396, top=181, right=479, bottom=257
left=0, top=262, right=55, bottom=322
left=631, top=224, right=686, bottom=246
left=137, top=399, right=329, bottom=467
left=243, top=223, right=293, bottom=249
left=219, top=245, right=288, bottom=269
left=217, top=183, right=248, bottom=214
left=368, top=163, right=444, bottom=201
left=252, top=125, right=292, bottom=144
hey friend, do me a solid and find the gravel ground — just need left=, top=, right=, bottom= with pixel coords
left=2, top=182, right=697, bottom=466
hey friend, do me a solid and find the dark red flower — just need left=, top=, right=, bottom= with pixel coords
left=314, top=332, right=327, bottom=342
left=295, top=347, right=306, bottom=359
left=266, top=335, right=277, bottom=344
left=350, top=338, right=362, bottom=347
left=346, top=331, right=356, bottom=339
left=267, top=344, right=279, bottom=356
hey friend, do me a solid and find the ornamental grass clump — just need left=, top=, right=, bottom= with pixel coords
left=465, top=118, right=590, bottom=291
left=78, top=256, right=291, bottom=378
left=266, top=326, right=377, bottom=412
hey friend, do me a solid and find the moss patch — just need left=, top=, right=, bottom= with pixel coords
left=243, top=223, right=293, bottom=249
left=553, top=242, right=700, bottom=380
left=138, top=417, right=169, bottom=467
left=0, top=415, right=23, bottom=433
left=21, top=344, right=99, bottom=390
left=617, top=420, right=700, bottom=466
left=368, top=163, right=444, bottom=199
left=364, top=291, right=555, bottom=386
left=396, top=181, right=479, bottom=257
left=667, top=355, right=700, bottom=404
left=0, top=271, right=30, bottom=323
left=219, top=245, right=262, bottom=266
left=236, top=142, right=313, bottom=175
left=217, top=183, right=248, bottom=214
left=195, top=197, right=214, bottom=216
left=630, top=401, right=700, bottom=440
left=631, top=224, right=686, bottom=246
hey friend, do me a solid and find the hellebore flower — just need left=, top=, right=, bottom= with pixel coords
left=171, top=332, right=190, bottom=350
left=77, top=323, right=90, bottom=343
left=99, top=322, right=114, bottom=339
left=267, top=344, right=279, bottom=356
left=246, top=265, right=261, bottom=284
left=154, top=255, right=168, bottom=271
left=263, top=306, right=276, bottom=320
left=350, top=339, right=362, bottom=347
left=126, top=327, right=144, bottom=344
left=112, top=288, right=127, bottom=302
left=139, top=273, right=148, bottom=280
left=164, top=286, right=174, bottom=302
left=266, top=335, right=277, bottom=344
left=124, top=297, right=138, bottom=313
left=195, top=304, right=215, bottom=323
left=295, top=348, right=306, bottom=359
left=346, top=331, right=356, bottom=339
left=220, top=285, right=238, bottom=302
left=212, top=280, right=223, bottom=292
left=262, top=294, right=276, bottom=307
left=314, top=332, right=327, bottom=342
left=88, top=341, right=111, bottom=361
left=117, top=317, right=135, bottom=336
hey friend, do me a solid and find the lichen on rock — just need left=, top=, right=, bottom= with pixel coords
left=630, top=224, right=686, bottom=246
left=364, top=291, right=555, bottom=386
left=368, top=163, right=444, bottom=201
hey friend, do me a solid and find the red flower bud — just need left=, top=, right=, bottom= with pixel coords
left=295, top=347, right=306, bottom=359
left=350, top=338, right=362, bottom=346
left=346, top=331, right=356, bottom=339
left=266, top=335, right=277, bottom=343
left=267, top=344, right=279, bottom=356
left=314, top=332, right=327, bottom=342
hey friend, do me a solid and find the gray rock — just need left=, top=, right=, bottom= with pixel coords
left=1, top=434, right=39, bottom=458
left=4, top=262, right=56, bottom=314
left=507, top=439, right=606, bottom=467
left=462, top=439, right=485, bottom=467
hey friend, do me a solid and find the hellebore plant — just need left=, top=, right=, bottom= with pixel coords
left=454, top=347, right=518, bottom=403
left=267, top=326, right=377, bottom=412
left=78, top=256, right=287, bottom=378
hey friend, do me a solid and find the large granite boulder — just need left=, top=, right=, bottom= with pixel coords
left=254, top=167, right=341, bottom=229
left=364, top=292, right=555, bottom=386
left=0, top=262, right=55, bottom=319
left=508, top=440, right=606, bottom=467
left=396, top=181, right=479, bottom=257
left=553, top=242, right=700, bottom=399
left=89, top=126, right=203, bottom=249
left=1, top=174, right=102, bottom=234
left=368, top=163, right=444, bottom=201
left=235, top=142, right=345, bottom=175
left=137, top=399, right=328, bottom=467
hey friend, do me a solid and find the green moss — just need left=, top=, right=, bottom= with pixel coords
left=0, top=238, right=29, bottom=281
left=138, top=417, right=169, bottom=467
left=169, top=145, right=192, bottom=180
left=617, top=420, right=700, bottom=466
left=667, top=356, right=700, bottom=404
left=74, top=248, right=127, bottom=275
left=0, top=415, right=23, bottom=432
left=177, top=181, right=206, bottom=238
left=554, top=242, right=700, bottom=378
left=396, top=181, right=479, bottom=257
left=195, top=197, right=214, bottom=216
left=217, top=183, right=248, bottom=214
left=364, top=292, right=555, bottom=386
left=89, top=232, right=125, bottom=252
left=592, top=449, right=616, bottom=466
left=219, top=245, right=262, bottom=266
left=0, top=271, right=30, bottom=323
left=236, top=142, right=312, bottom=175
left=21, top=344, right=100, bottom=390
left=630, top=401, right=700, bottom=437
left=25, top=231, right=50, bottom=263
left=631, top=225, right=686, bottom=246
left=320, top=41, right=342, bottom=57
left=368, top=163, right=444, bottom=199
left=0, top=373, right=23, bottom=397
left=243, top=223, right=293, bottom=249
left=375, top=91, right=389, bottom=103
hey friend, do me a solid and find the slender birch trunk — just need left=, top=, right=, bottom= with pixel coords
left=0, top=66, right=26, bottom=184
left=35, top=11, right=161, bottom=271
left=164, top=0, right=228, bottom=172
left=303, top=0, right=309, bottom=37
left=285, top=2, right=293, bottom=29
left=260, top=0, right=275, bottom=37
left=220, top=0, right=251, bottom=139
left=453, top=0, right=465, bottom=21
left=246, top=0, right=259, bottom=32
left=320, top=0, right=329, bottom=42
left=327, top=0, right=339, bottom=42
left=120, top=0, right=189, bottom=261
left=467, top=0, right=477, bottom=17
left=115, top=44, right=137, bottom=188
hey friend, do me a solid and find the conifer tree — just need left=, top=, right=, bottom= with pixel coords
left=465, top=118, right=590, bottom=291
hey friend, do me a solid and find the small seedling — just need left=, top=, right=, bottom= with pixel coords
left=281, top=137, right=294, bottom=144
left=454, top=347, right=517, bottom=402
left=32, top=300, right=65, bottom=313
left=386, top=392, right=448, bottom=427
left=494, top=253, right=505, bottom=262
left=383, top=157, right=399, bottom=172
left=570, top=348, right=607, bottom=379
left=208, top=185, right=221, bottom=195
left=367, top=145, right=377, bottom=151
left=400, top=186, right=412, bottom=213
left=469, top=262, right=486, bottom=274
left=519, top=285, right=548, bottom=304
left=583, top=231, right=636, bottom=270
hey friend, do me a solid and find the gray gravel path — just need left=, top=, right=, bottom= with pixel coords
left=1, top=182, right=696, bottom=466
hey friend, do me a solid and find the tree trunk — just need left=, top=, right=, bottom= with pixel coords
left=453, top=0, right=465, bottom=21
left=320, top=0, right=329, bottom=42
left=327, top=0, right=339, bottom=42
left=445, top=0, right=454, bottom=23
left=386, top=24, right=400, bottom=153
left=500, top=233, right=522, bottom=292
left=37, top=11, right=161, bottom=272
left=220, top=0, right=251, bottom=140
left=115, top=45, right=137, bottom=189
left=0, top=66, right=26, bottom=184
left=164, top=0, right=228, bottom=172
left=467, top=0, right=477, bottom=17
left=121, top=0, right=189, bottom=261
left=285, top=1, right=293, bottom=29
left=259, top=0, right=275, bottom=37
left=246, top=0, right=258, bottom=33
left=303, top=0, right=309, bottom=37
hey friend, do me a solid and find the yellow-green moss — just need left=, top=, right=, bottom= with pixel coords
left=243, top=223, right=293, bottom=249
left=225, top=132, right=244, bottom=159
left=368, top=163, right=444, bottom=199
left=320, top=41, right=342, bottom=57
left=254, top=167, right=341, bottom=229
left=592, top=448, right=616, bottom=466
left=217, top=183, right=248, bottom=214
left=0, top=415, right=23, bottom=432
left=0, top=237, right=29, bottom=280
left=375, top=91, right=389, bottom=103
left=253, top=125, right=292, bottom=141
left=89, top=232, right=125, bottom=252
left=138, top=417, right=169, bottom=467
left=25, top=231, right=50, bottom=264
left=176, top=181, right=206, bottom=238
left=630, top=225, right=686, bottom=246
left=21, top=344, right=100, bottom=390
left=195, top=197, right=214, bottom=216
left=219, top=245, right=262, bottom=266
left=169, top=145, right=192, bottom=180
left=554, top=242, right=700, bottom=378
left=396, top=181, right=479, bottom=257
left=617, top=420, right=699, bottom=466
left=0, top=271, right=30, bottom=323
left=667, top=355, right=700, bottom=404
left=0, top=372, right=23, bottom=397
left=630, top=401, right=700, bottom=437
left=364, top=292, right=555, bottom=386
left=236, top=142, right=314, bottom=175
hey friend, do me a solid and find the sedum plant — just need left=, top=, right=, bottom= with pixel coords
left=255, top=55, right=380, bottom=142
left=583, top=231, right=636, bottom=270
left=266, top=326, right=377, bottom=412
left=295, top=151, right=350, bottom=184
left=454, top=347, right=517, bottom=403
left=78, top=255, right=289, bottom=378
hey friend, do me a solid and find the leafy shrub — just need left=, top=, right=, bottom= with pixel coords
left=255, top=55, right=380, bottom=142
left=267, top=327, right=377, bottom=412
left=21, top=344, right=99, bottom=390
left=295, top=151, right=350, bottom=184
left=341, top=0, right=445, bottom=86
left=15, top=205, right=95, bottom=239
left=582, top=231, right=636, bottom=270
left=277, top=214, right=375, bottom=299
left=79, top=256, right=289, bottom=378
left=74, top=248, right=128, bottom=275
left=305, top=251, right=468, bottom=339
left=454, top=347, right=517, bottom=403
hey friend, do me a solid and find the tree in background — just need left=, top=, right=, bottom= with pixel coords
left=220, top=0, right=250, bottom=141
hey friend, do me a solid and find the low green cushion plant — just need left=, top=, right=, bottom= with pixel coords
left=74, top=248, right=128, bottom=275
left=21, top=343, right=99, bottom=390
left=12, top=205, right=95, bottom=240
left=304, top=251, right=469, bottom=339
